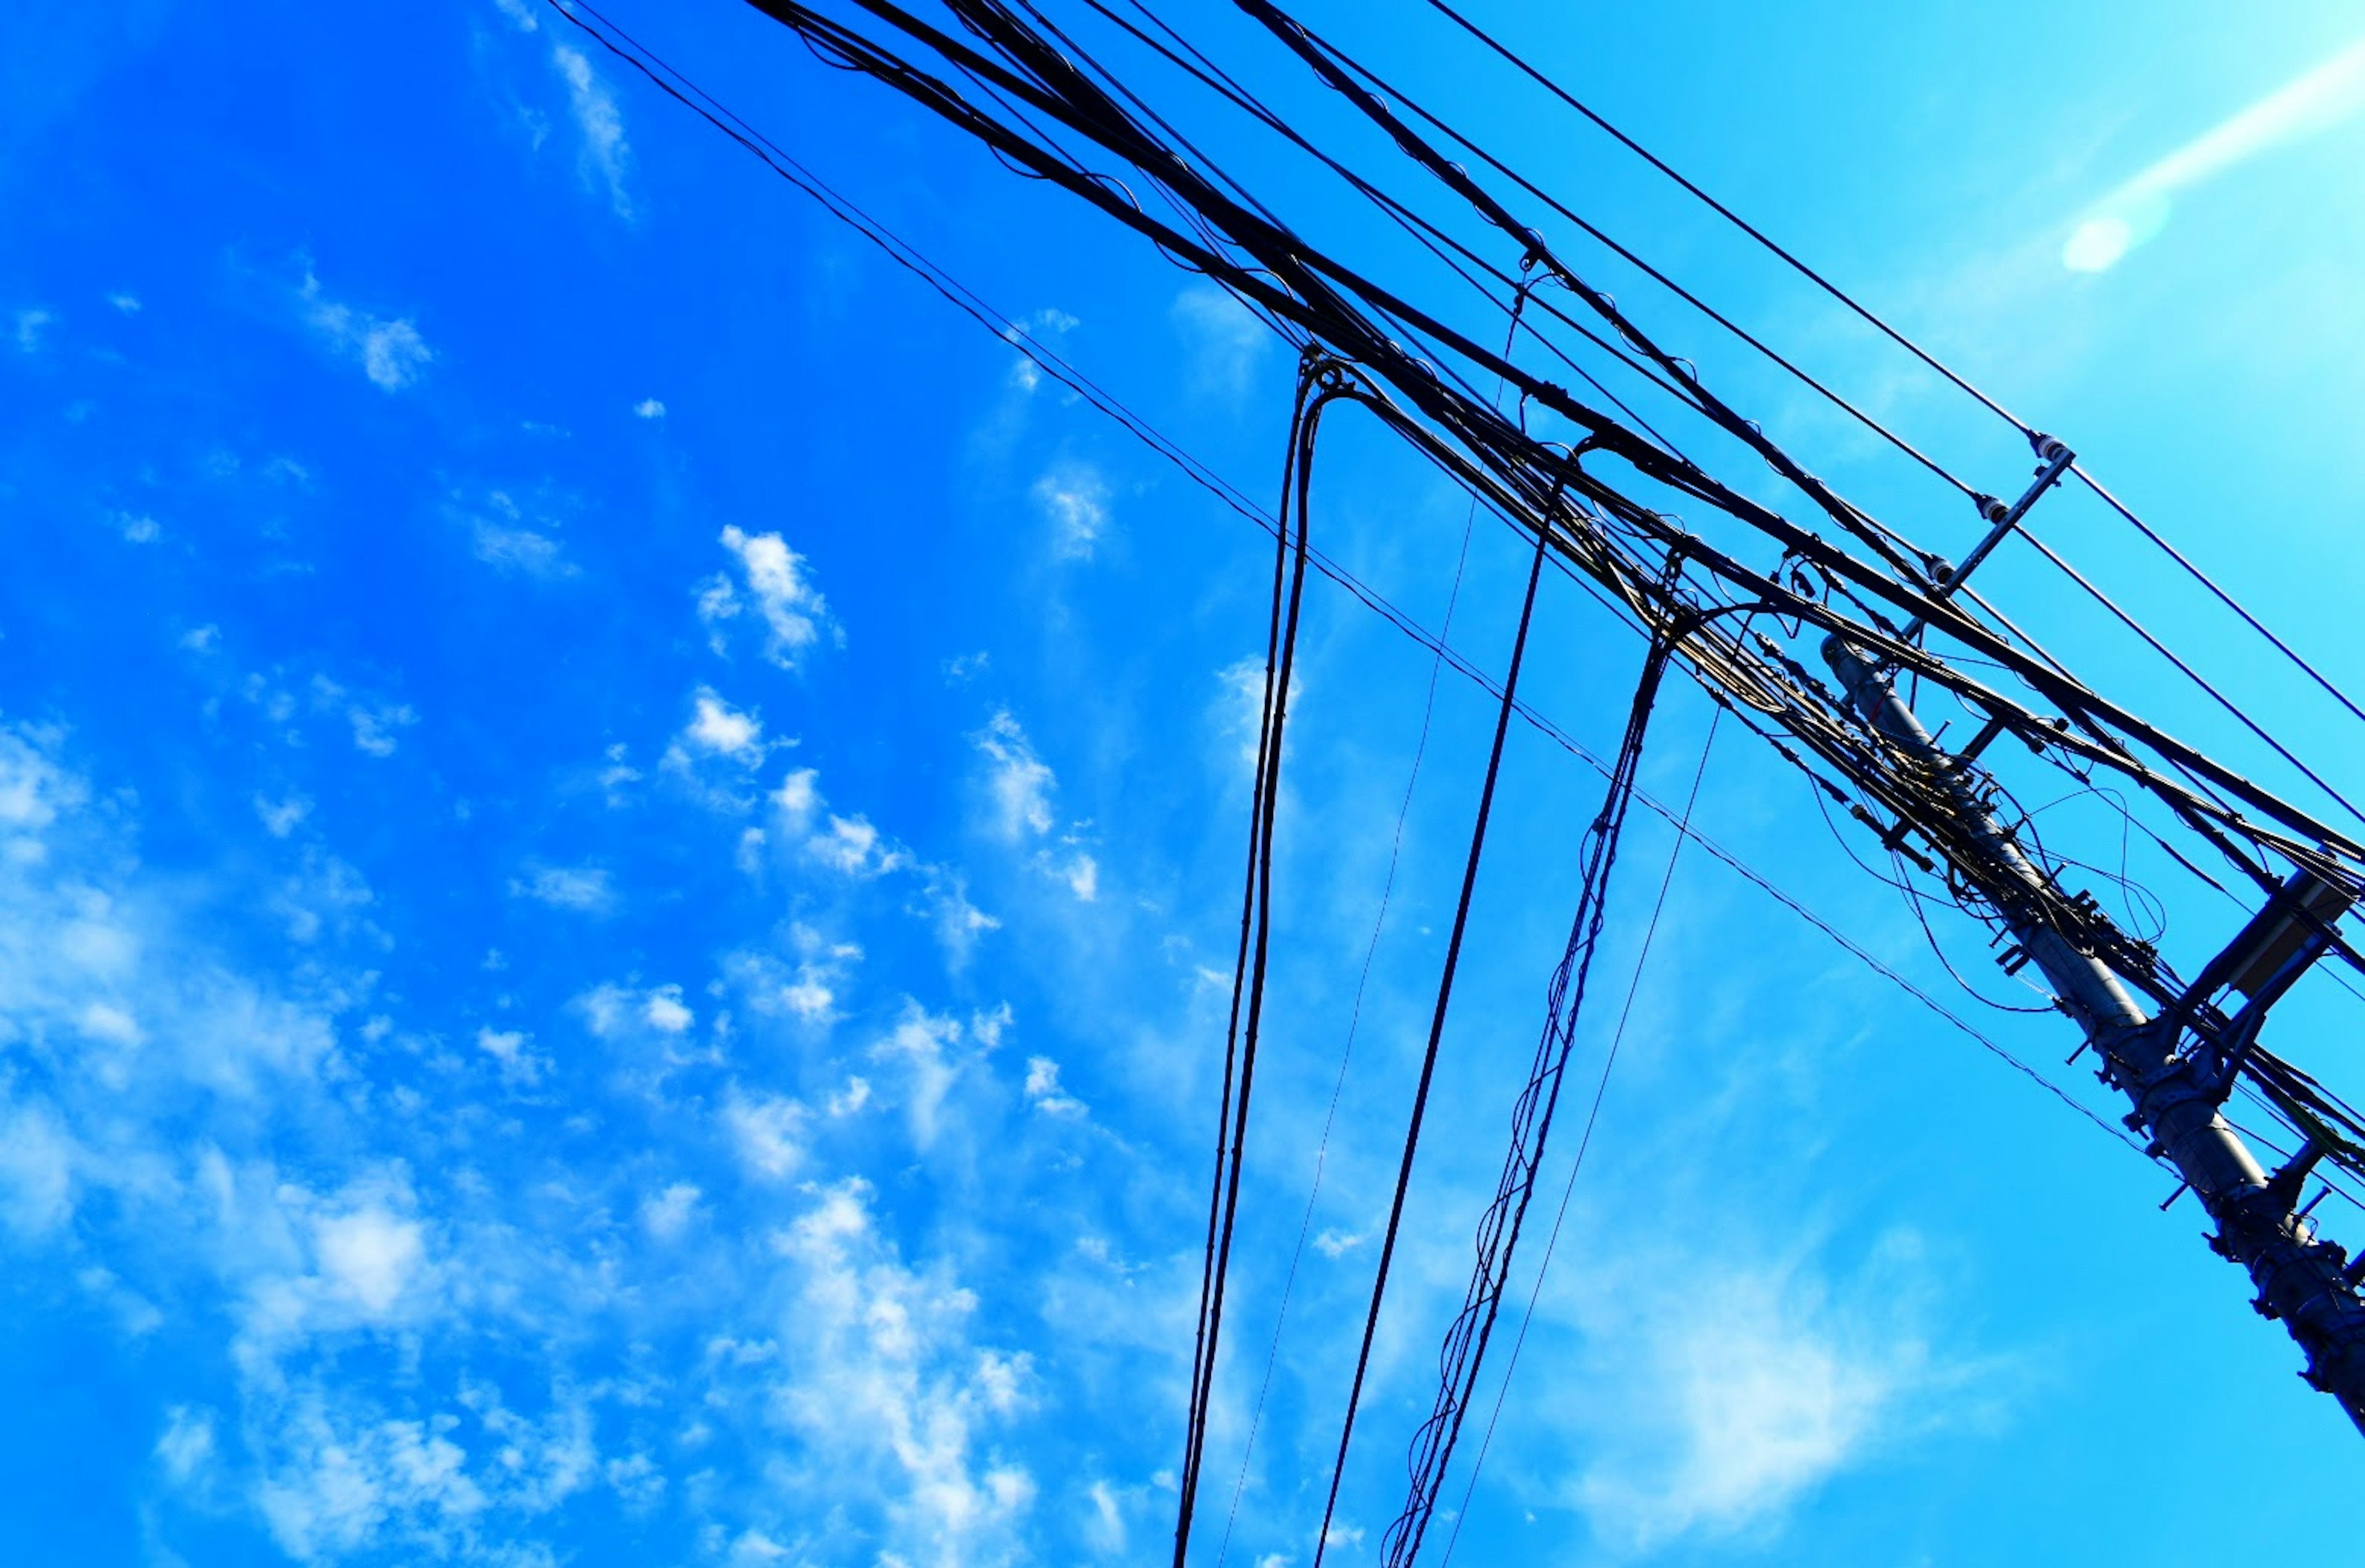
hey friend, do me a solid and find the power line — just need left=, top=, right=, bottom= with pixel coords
left=1417, top=0, right=2365, bottom=754
left=1174, top=373, right=1325, bottom=1566
left=2018, top=527, right=2365, bottom=832
left=1311, top=467, right=1561, bottom=1568
left=560, top=0, right=2135, bottom=1129
left=1215, top=288, right=1529, bottom=1568
left=2071, top=464, right=2365, bottom=735
left=1415, top=0, right=2034, bottom=435
left=1437, top=699, right=1719, bottom=1566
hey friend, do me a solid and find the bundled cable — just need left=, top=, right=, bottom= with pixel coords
left=1173, top=358, right=1341, bottom=1567
left=1378, top=565, right=1684, bottom=1568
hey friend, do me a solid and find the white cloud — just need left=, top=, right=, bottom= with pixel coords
left=681, top=688, right=765, bottom=763
left=108, top=291, right=141, bottom=313
left=119, top=512, right=160, bottom=544
left=871, top=1003, right=971, bottom=1152
left=313, top=1207, right=426, bottom=1317
left=975, top=710, right=1055, bottom=842
left=702, top=525, right=835, bottom=669
left=509, top=864, right=613, bottom=913
left=576, top=982, right=696, bottom=1051
left=1171, top=283, right=1271, bottom=400
left=762, top=1180, right=1036, bottom=1562
left=972, top=712, right=1099, bottom=900
left=771, top=767, right=820, bottom=823
left=473, top=519, right=568, bottom=575
left=552, top=44, right=631, bottom=217
left=1022, top=1056, right=1086, bottom=1118
left=466, top=492, right=574, bottom=579
left=633, top=397, right=665, bottom=419
left=920, top=871, right=1000, bottom=971
left=254, top=793, right=312, bottom=838
left=475, top=1025, right=546, bottom=1086
left=640, top=1181, right=701, bottom=1241
left=2064, top=36, right=2365, bottom=271
left=808, top=814, right=908, bottom=879
left=1215, top=654, right=1296, bottom=772
left=15, top=307, right=54, bottom=352
left=1311, top=1228, right=1364, bottom=1259
left=1564, top=1232, right=1986, bottom=1548
left=1002, top=306, right=1078, bottom=393
left=253, top=1396, right=488, bottom=1561
left=1033, top=461, right=1111, bottom=560
left=724, top=1093, right=809, bottom=1179
left=156, top=1406, right=217, bottom=1484
left=347, top=701, right=417, bottom=758
left=0, top=1103, right=77, bottom=1237
left=299, top=269, right=432, bottom=391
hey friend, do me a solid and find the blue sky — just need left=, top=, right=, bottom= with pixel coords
left=4, top=1, right=2364, bottom=1563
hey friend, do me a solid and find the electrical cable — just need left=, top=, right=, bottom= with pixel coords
left=1414, top=0, right=2035, bottom=437
left=1417, top=0, right=2365, bottom=761
left=1383, top=604, right=1684, bottom=1567
left=2071, top=464, right=2365, bottom=736
left=1174, top=370, right=1328, bottom=1567
left=1212, top=293, right=1531, bottom=1568
left=2016, top=528, right=2365, bottom=832
left=1309, top=472, right=1560, bottom=1568
left=1436, top=700, right=1717, bottom=1566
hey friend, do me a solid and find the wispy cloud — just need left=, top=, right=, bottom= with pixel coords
left=552, top=44, right=632, bottom=217
left=15, top=307, right=54, bottom=353
left=2064, top=36, right=2365, bottom=271
left=1033, top=461, right=1111, bottom=560
left=1561, top=1230, right=1999, bottom=1549
left=1171, top=283, right=1271, bottom=401
left=297, top=268, right=431, bottom=391
left=509, top=863, right=615, bottom=913
left=700, top=526, right=836, bottom=668
left=456, top=490, right=572, bottom=579
left=973, top=710, right=1098, bottom=900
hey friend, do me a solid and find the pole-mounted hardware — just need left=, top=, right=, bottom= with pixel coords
left=1821, top=635, right=2365, bottom=1434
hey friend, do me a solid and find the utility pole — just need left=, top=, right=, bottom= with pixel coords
left=1821, top=634, right=2365, bottom=1433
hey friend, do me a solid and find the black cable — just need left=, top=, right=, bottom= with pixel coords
left=1437, top=700, right=1718, bottom=1566
left=1380, top=584, right=1677, bottom=1568
left=2018, top=528, right=2365, bottom=832
left=1084, top=0, right=1706, bottom=458
left=1174, top=371, right=1327, bottom=1566
left=2071, top=464, right=2365, bottom=737
left=1415, top=0, right=2034, bottom=437
left=1310, top=480, right=1558, bottom=1568
left=594, top=0, right=2181, bottom=1163
left=1212, top=294, right=1527, bottom=1568
left=1415, top=0, right=2365, bottom=761
left=1274, top=9, right=1984, bottom=504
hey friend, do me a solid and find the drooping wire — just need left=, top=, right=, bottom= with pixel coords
left=1378, top=568, right=1684, bottom=1568
left=1309, top=458, right=1564, bottom=1568
left=1437, top=696, right=1720, bottom=1566
left=591, top=0, right=2180, bottom=1162
left=1211, top=290, right=1535, bottom=1568
left=1173, top=366, right=1328, bottom=1567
